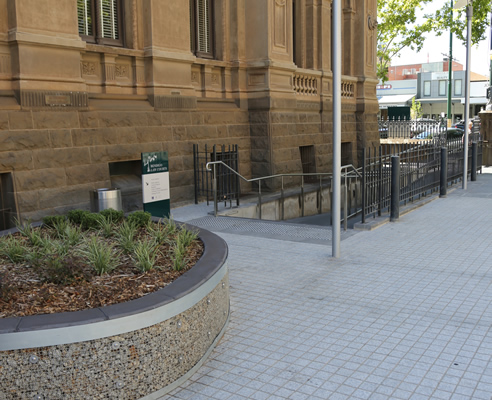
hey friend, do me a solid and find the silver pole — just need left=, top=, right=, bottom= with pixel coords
left=332, top=0, right=341, bottom=258
left=462, top=4, right=472, bottom=189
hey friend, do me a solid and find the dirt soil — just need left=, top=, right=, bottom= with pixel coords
left=0, top=232, right=203, bottom=319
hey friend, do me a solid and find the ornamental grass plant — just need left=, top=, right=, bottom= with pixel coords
left=0, top=210, right=203, bottom=318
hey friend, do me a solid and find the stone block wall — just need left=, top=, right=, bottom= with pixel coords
left=0, top=106, right=251, bottom=222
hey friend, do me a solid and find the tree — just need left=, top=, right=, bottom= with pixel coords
left=377, top=0, right=492, bottom=83
left=411, top=97, right=423, bottom=119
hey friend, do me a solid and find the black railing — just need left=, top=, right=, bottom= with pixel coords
left=378, top=117, right=483, bottom=140
left=193, top=144, right=240, bottom=206
left=362, top=138, right=482, bottom=222
left=378, top=117, right=446, bottom=139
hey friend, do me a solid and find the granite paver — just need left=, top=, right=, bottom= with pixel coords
left=163, top=172, right=492, bottom=399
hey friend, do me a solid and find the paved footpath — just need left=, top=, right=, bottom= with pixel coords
left=163, top=172, right=492, bottom=400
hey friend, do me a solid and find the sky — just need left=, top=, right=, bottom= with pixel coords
left=392, top=0, right=491, bottom=78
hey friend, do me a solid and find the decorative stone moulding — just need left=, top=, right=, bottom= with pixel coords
left=0, top=222, right=229, bottom=400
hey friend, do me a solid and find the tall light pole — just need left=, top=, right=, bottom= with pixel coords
left=447, top=0, right=454, bottom=128
left=463, top=2, right=472, bottom=189
left=332, top=0, right=341, bottom=258
left=454, top=0, right=472, bottom=190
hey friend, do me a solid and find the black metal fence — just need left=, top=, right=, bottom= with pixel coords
left=378, top=117, right=445, bottom=139
left=193, top=144, right=240, bottom=206
left=362, top=138, right=482, bottom=222
left=378, top=117, right=481, bottom=140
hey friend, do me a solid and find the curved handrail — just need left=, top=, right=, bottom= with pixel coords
left=205, top=161, right=363, bottom=225
left=205, top=161, right=362, bottom=181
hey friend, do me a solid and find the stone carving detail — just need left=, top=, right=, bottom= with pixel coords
left=368, top=14, right=378, bottom=30
left=115, top=64, right=129, bottom=78
left=341, top=81, right=355, bottom=98
left=274, top=0, right=287, bottom=49
left=105, top=64, right=116, bottom=82
left=294, top=74, right=318, bottom=95
left=81, top=62, right=96, bottom=76
left=211, top=74, right=219, bottom=85
left=367, top=8, right=377, bottom=67
left=191, top=72, right=199, bottom=83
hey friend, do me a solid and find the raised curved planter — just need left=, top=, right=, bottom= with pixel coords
left=0, top=222, right=229, bottom=400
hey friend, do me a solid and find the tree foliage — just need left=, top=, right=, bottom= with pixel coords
left=411, top=97, right=423, bottom=119
left=377, top=0, right=492, bottom=82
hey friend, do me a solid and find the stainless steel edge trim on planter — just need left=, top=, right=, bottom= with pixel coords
left=0, top=222, right=228, bottom=351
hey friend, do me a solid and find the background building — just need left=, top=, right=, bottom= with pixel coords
left=378, top=61, right=488, bottom=121
left=0, top=0, right=379, bottom=225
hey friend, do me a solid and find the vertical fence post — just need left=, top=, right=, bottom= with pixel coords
left=343, top=182, right=348, bottom=231
left=205, top=144, right=210, bottom=205
left=213, top=163, right=218, bottom=217
left=258, top=180, right=262, bottom=220
left=281, top=176, right=285, bottom=221
left=440, top=147, right=448, bottom=198
left=471, top=142, right=477, bottom=181
left=301, top=175, right=305, bottom=217
left=193, top=144, right=198, bottom=204
left=361, top=148, right=366, bottom=224
left=390, top=155, right=400, bottom=222
left=235, top=144, right=240, bottom=206
left=378, top=146, right=383, bottom=216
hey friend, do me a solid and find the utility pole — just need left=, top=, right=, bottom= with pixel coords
left=463, top=2, right=472, bottom=189
left=447, top=0, right=453, bottom=128
left=332, top=0, right=341, bottom=258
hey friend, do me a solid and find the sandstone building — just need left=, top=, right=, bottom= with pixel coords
left=0, top=0, right=379, bottom=227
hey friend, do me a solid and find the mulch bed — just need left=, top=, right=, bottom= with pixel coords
left=0, top=231, right=203, bottom=319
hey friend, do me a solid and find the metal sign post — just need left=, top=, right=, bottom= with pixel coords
left=332, top=0, right=341, bottom=258
left=141, top=151, right=171, bottom=218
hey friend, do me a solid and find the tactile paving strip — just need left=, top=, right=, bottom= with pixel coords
left=186, top=216, right=357, bottom=243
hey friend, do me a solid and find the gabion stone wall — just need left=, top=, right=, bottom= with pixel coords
left=0, top=275, right=229, bottom=400
left=0, top=225, right=229, bottom=400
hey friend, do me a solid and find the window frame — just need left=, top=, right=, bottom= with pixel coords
left=190, top=0, right=215, bottom=59
left=424, top=81, right=431, bottom=96
left=78, top=0, right=124, bottom=47
left=454, top=79, right=462, bottom=96
left=438, top=80, right=446, bottom=96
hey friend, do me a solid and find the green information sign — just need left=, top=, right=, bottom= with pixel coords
left=141, top=151, right=170, bottom=218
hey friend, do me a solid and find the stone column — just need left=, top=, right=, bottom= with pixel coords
left=142, top=0, right=196, bottom=106
left=479, top=111, right=492, bottom=166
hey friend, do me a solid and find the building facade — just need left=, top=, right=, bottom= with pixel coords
left=378, top=61, right=488, bottom=122
left=0, top=0, right=379, bottom=225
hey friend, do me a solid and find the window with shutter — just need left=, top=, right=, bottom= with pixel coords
left=190, top=0, right=214, bottom=59
left=77, top=0, right=123, bottom=47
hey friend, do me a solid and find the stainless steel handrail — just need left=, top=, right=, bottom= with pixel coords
left=206, top=161, right=362, bottom=228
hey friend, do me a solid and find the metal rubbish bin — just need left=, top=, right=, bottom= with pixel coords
left=90, top=188, right=123, bottom=212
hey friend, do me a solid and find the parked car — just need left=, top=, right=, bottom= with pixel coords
left=413, top=131, right=435, bottom=139
left=410, top=118, right=442, bottom=137
left=452, top=122, right=465, bottom=130
left=414, top=128, right=464, bottom=142
left=445, top=128, right=464, bottom=141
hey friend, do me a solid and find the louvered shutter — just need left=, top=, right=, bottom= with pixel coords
left=196, top=0, right=210, bottom=54
left=100, top=0, right=119, bottom=40
left=191, top=0, right=214, bottom=58
left=77, top=0, right=94, bottom=37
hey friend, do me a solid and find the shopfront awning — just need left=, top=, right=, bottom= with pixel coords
left=460, top=97, right=488, bottom=105
left=378, top=94, right=415, bottom=108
